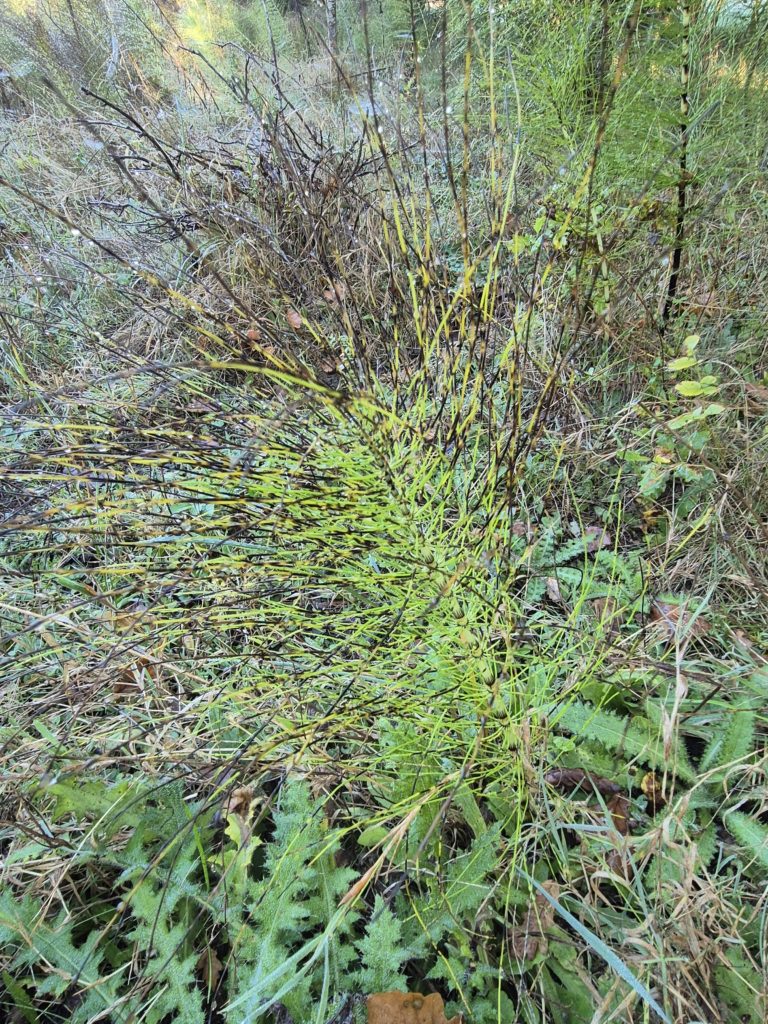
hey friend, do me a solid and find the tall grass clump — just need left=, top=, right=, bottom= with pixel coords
left=1, top=2, right=767, bottom=1022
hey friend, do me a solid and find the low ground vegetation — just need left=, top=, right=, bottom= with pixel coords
left=1, top=2, right=767, bottom=1023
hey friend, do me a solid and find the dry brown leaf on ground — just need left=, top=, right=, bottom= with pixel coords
left=367, top=992, right=462, bottom=1024
left=196, top=947, right=223, bottom=991
left=605, top=792, right=631, bottom=836
left=322, top=280, right=347, bottom=305
left=546, top=576, right=563, bottom=603
left=223, top=786, right=253, bottom=819
left=245, top=325, right=262, bottom=342
left=650, top=599, right=710, bottom=639
left=508, top=880, right=559, bottom=962
left=745, top=382, right=768, bottom=412
left=544, top=768, right=621, bottom=796
left=584, top=525, right=612, bottom=552
left=641, top=771, right=666, bottom=813
left=285, top=308, right=303, bottom=331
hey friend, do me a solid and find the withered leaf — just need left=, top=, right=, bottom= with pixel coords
left=650, top=599, right=710, bottom=639
left=508, top=880, right=559, bottom=962
left=584, top=525, right=611, bottom=553
left=544, top=768, right=621, bottom=796
left=197, top=947, right=223, bottom=991
left=590, top=596, right=620, bottom=625
left=640, top=771, right=666, bottom=813
left=245, top=325, right=262, bottom=342
left=222, top=786, right=253, bottom=820
left=745, top=382, right=768, bottom=412
left=322, top=280, right=347, bottom=305
left=546, top=577, right=563, bottom=603
left=605, top=792, right=631, bottom=836
left=285, top=308, right=303, bottom=331
left=367, top=992, right=462, bottom=1024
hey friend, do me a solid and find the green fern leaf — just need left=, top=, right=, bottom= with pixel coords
left=726, top=812, right=768, bottom=872
left=552, top=700, right=695, bottom=782
left=700, top=702, right=757, bottom=778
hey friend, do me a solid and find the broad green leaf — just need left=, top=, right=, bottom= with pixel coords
left=667, top=356, right=698, bottom=372
left=675, top=380, right=704, bottom=397
left=683, top=334, right=700, bottom=354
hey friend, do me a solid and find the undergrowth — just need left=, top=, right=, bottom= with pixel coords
left=1, top=2, right=767, bottom=1023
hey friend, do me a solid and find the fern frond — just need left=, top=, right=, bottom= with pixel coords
left=552, top=700, right=695, bottom=782
left=700, top=702, right=757, bottom=779
left=726, top=812, right=768, bottom=872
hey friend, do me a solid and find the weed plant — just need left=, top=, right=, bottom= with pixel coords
left=1, top=2, right=767, bottom=1023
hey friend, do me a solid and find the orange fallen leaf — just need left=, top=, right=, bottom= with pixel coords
left=286, top=308, right=303, bottom=331
left=367, top=992, right=462, bottom=1024
left=322, top=280, right=347, bottom=305
left=245, top=325, right=262, bottom=342
left=650, top=599, right=710, bottom=639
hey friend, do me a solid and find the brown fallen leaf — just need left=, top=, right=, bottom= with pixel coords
left=590, top=596, right=620, bottom=625
left=640, top=771, right=666, bottom=813
left=544, top=768, right=621, bottom=796
left=546, top=576, right=563, bottom=603
left=197, top=947, right=223, bottom=992
left=367, top=992, right=461, bottom=1024
left=245, top=325, right=262, bottom=343
left=745, top=382, right=768, bottom=412
left=584, top=525, right=611, bottom=553
left=605, top=792, right=631, bottom=836
left=650, top=599, right=710, bottom=639
left=285, top=308, right=303, bottom=331
left=113, top=656, right=159, bottom=696
left=322, top=280, right=347, bottom=305
left=508, top=880, right=559, bottom=962
left=224, top=786, right=253, bottom=819
left=605, top=848, right=630, bottom=879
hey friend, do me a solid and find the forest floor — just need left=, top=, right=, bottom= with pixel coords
left=1, top=4, right=768, bottom=1024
